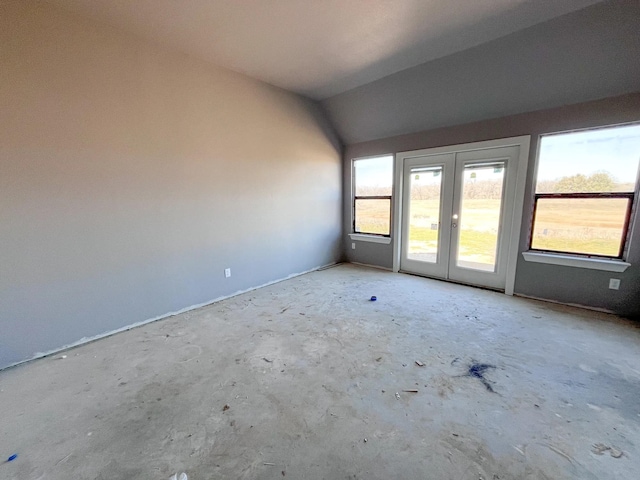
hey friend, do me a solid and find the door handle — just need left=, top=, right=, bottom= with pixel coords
left=452, top=223, right=457, bottom=228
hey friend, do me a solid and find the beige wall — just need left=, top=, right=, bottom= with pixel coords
left=0, top=1, right=343, bottom=368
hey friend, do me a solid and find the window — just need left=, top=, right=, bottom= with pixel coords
left=353, top=155, right=393, bottom=236
left=530, top=124, right=640, bottom=259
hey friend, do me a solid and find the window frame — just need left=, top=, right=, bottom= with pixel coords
left=352, top=156, right=393, bottom=238
left=528, top=123, right=640, bottom=261
left=529, top=192, right=634, bottom=259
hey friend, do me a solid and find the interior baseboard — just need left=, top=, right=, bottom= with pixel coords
left=349, top=261, right=393, bottom=271
left=513, top=293, right=616, bottom=315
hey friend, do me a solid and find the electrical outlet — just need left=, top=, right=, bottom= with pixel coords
left=609, top=278, right=620, bottom=290
left=352, top=243, right=356, bottom=250
left=224, top=268, right=231, bottom=278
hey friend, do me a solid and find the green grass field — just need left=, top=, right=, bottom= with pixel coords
left=530, top=197, right=626, bottom=256
left=356, top=198, right=625, bottom=260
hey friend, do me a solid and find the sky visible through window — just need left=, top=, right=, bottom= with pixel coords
left=354, top=155, right=393, bottom=191
left=537, top=123, right=640, bottom=185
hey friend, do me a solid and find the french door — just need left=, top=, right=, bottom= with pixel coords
left=399, top=144, right=522, bottom=291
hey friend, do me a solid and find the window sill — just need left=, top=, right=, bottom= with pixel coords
left=522, top=251, right=630, bottom=272
left=349, top=234, right=392, bottom=245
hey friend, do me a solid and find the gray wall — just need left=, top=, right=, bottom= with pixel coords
left=0, top=1, right=343, bottom=369
left=343, top=93, right=640, bottom=317
left=323, top=0, right=640, bottom=144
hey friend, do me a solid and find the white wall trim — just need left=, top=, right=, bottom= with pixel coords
left=396, top=136, right=532, bottom=159
left=505, top=135, right=531, bottom=295
left=522, top=251, right=630, bottom=272
left=349, top=233, right=392, bottom=244
left=392, top=151, right=404, bottom=272
left=392, top=135, right=531, bottom=296
left=1, top=262, right=340, bottom=372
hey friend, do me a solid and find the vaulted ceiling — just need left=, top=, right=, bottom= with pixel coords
left=45, top=0, right=640, bottom=144
left=47, top=0, right=602, bottom=99
left=322, top=0, right=640, bottom=143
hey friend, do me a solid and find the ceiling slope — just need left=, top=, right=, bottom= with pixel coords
left=46, top=0, right=602, bottom=99
left=322, top=0, right=640, bottom=144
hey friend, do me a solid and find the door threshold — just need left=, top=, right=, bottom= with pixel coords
left=398, top=270, right=505, bottom=293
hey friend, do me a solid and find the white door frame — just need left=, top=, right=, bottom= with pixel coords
left=392, top=135, right=531, bottom=295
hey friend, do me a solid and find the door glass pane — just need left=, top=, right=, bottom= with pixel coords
left=407, top=166, right=442, bottom=263
left=456, top=163, right=505, bottom=271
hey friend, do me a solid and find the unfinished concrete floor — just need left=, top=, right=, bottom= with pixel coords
left=1, top=264, right=639, bottom=479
